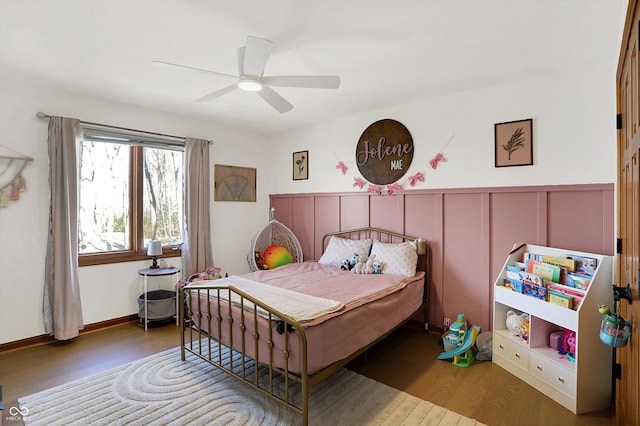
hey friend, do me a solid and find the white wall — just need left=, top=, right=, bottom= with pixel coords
left=267, top=64, right=617, bottom=193
left=0, top=67, right=275, bottom=344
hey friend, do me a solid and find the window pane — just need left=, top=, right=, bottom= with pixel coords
left=78, top=141, right=130, bottom=254
left=143, top=147, right=183, bottom=248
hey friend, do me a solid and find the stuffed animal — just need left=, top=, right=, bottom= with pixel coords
left=254, top=251, right=268, bottom=270
left=564, top=329, right=576, bottom=358
left=340, top=258, right=352, bottom=270
left=505, top=310, right=528, bottom=336
left=520, top=320, right=530, bottom=343
left=373, top=259, right=384, bottom=274
left=364, top=254, right=376, bottom=274
left=349, top=252, right=359, bottom=269
left=352, top=253, right=368, bottom=274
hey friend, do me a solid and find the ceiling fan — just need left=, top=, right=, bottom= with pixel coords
left=154, top=36, right=341, bottom=113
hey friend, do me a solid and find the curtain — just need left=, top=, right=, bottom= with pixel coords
left=43, top=116, right=83, bottom=340
left=182, top=138, right=214, bottom=277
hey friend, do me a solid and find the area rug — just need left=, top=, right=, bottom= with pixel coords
left=19, top=344, right=484, bottom=425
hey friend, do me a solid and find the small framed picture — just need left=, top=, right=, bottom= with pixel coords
left=494, top=119, right=533, bottom=167
left=293, top=150, right=308, bottom=180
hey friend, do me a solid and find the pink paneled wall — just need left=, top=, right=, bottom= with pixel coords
left=270, top=183, right=614, bottom=331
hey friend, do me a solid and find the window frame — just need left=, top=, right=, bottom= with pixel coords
left=78, top=133, right=183, bottom=267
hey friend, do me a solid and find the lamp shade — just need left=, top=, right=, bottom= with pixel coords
left=147, top=240, right=162, bottom=256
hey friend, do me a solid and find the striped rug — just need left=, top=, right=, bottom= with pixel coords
left=19, top=345, right=484, bottom=425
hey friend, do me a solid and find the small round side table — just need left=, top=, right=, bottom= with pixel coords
left=137, top=267, right=180, bottom=331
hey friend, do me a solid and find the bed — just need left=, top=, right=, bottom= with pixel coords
left=179, top=227, right=429, bottom=425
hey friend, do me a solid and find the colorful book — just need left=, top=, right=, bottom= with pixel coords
left=548, top=290, right=574, bottom=309
left=568, top=255, right=597, bottom=270
left=506, top=264, right=523, bottom=273
left=567, top=272, right=592, bottom=290
left=546, top=283, right=585, bottom=308
left=523, top=281, right=547, bottom=300
left=543, top=255, right=576, bottom=272
left=526, top=260, right=561, bottom=283
left=519, top=271, right=543, bottom=285
left=503, top=278, right=523, bottom=293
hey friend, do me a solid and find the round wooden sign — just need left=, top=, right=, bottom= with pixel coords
left=355, top=119, right=414, bottom=185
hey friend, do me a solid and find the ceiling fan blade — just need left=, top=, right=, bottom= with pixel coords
left=153, top=61, right=237, bottom=80
left=262, top=75, right=340, bottom=89
left=243, top=36, right=274, bottom=77
left=256, top=86, right=293, bottom=113
left=237, top=47, right=245, bottom=75
left=195, top=84, right=238, bottom=102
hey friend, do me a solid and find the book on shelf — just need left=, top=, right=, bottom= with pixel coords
left=526, top=259, right=561, bottom=283
left=543, top=255, right=576, bottom=272
left=548, top=290, right=574, bottom=309
left=523, top=281, right=547, bottom=300
left=546, top=282, right=585, bottom=308
left=568, top=254, right=597, bottom=271
left=567, top=272, right=592, bottom=290
left=502, top=277, right=523, bottom=293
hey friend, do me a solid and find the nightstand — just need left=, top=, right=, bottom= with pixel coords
left=137, top=267, right=180, bottom=331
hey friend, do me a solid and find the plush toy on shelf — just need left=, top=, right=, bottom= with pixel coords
left=505, top=310, right=529, bottom=337
left=560, top=329, right=577, bottom=362
left=520, top=320, right=530, bottom=344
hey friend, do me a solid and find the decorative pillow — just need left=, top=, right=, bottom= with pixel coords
left=262, top=245, right=294, bottom=269
left=369, top=240, right=418, bottom=277
left=318, top=236, right=373, bottom=267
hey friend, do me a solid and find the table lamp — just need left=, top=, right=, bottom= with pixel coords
left=147, top=240, right=162, bottom=269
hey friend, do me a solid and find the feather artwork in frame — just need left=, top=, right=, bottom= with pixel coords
left=494, top=119, right=533, bottom=167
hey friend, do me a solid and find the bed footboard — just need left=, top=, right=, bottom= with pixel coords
left=179, top=284, right=310, bottom=425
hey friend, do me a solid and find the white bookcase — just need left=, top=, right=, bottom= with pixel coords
left=492, top=244, right=613, bottom=414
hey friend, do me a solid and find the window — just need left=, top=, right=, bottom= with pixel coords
left=78, top=126, right=183, bottom=266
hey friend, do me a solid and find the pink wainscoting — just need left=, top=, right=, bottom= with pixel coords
left=270, top=184, right=614, bottom=331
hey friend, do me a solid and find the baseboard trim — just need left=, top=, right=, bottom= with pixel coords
left=0, top=314, right=138, bottom=353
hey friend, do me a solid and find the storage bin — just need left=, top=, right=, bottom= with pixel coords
left=138, top=289, right=176, bottom=321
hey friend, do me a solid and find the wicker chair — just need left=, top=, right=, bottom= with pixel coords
left=247, top=209, right=303, bottom=271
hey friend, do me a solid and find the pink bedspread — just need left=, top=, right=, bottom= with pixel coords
left=242, top=262, right=423, bottom=326
left=186, top=262, right=425, bottom=374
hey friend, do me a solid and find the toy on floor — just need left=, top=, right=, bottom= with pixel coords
left=442, top=314, right=467, bottom=352
left=438, top=319, right=482, bottom=366
left=452, top=325, right=481, bottom=368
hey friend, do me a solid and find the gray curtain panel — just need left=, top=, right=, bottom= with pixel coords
left=182, top=138, right=214, bottom=277
left=44, top=116, right=84, bottom=340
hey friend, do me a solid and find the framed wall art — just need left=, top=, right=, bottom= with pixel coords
left=214, top=164, right=256, bottom=202
left=494, top=118, right=533, bottom=167
left=293, top=150, right=308, bottom=180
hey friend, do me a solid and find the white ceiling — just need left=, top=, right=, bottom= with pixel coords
left=0, top=0, right=628, bottom=135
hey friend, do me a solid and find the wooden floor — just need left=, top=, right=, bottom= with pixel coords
left=0, top=322, right=614, bottom=426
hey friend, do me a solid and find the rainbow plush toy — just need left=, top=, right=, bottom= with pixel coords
left=262, top=245, right=294, bottom=270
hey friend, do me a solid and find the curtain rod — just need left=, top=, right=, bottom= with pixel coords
left=36, top=111, right=213, bottom=144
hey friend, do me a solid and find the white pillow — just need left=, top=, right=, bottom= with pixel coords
left=318, top=236, right=373, bottom=267
left=369, top=240, right=418, bottom=277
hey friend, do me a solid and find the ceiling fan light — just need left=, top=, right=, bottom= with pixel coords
left=238, top=79, right=262, bottom=92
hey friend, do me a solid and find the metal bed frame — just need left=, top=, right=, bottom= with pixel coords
left=179, top=227, right=429, bottom=425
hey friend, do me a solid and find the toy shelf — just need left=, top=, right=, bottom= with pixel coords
left=492, top=244, right=612, bottom=414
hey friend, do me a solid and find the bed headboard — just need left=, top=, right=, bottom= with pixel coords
left=321, top=227, right=429, bottom=274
